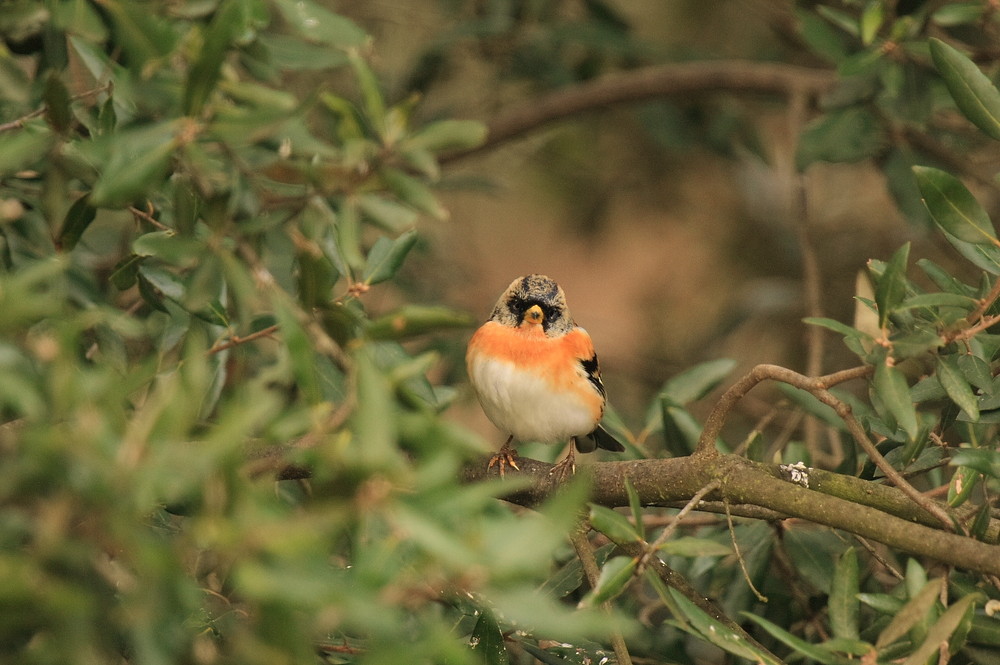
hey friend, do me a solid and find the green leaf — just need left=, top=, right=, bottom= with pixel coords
left=874, top=242, right=910, bottom=327
left=366, top=305, right=474, bottom=340
left=362, top=229, right=419, bottom=286
left=273, top=297, right=321, bottom=404
left=625, top=477, right=644, bottom=541
left=184, top=0, right=266, bottom=115
left=895, top=292, right=978, bottom=312
left=348, top=50, right=386, bottom=136
left=57, top=194, right=97, bottom=252
left=742, top=612, right=849, bottom=665
left=914, top=166, right=998, bottom=246
left=90, top=121, right=180, bottom=208
left=0, top=121, right=54, bottom=176
left=804, top=316, right=871, bottom=339
left=100, top=0, right=179, bottom=67
left=829, top=547, right=860, bottom=640
left=469, top=607, right=509, bottom=665
left=876, top=577, right=943, bottom=649
left=859, top=0, right=884, bottom=45
left=874, top=361, right=918, bottom=440
left=658, top=358, right=736, bottom=404
left=950, top=448, right=1000, bottom=479
left=43, top=73, right=72, bottom=134
left=405, top=119, right=487, bottom=153
left=902, top=594, right=978, bottom=665
left=381, top=167, right=448, bottom=220
left=937, top=356, right=979, bottom=421
left=358, top=193, right=419, bottom=233
left=588, top=504, right=642, bottom=546
left=581, top=555, right=636, bottom=606
left=271, top=0, right=369, bottom=48
left=657, top=537, right=732, bottom=558
left=947, top=465, right=980, bottom=507
left=930, top=38, right=1000, bottom=141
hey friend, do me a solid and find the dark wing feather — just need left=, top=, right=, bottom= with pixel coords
left=575, top=424, right=625, bottom=453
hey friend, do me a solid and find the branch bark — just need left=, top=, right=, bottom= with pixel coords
left=461, top=454, right=1000, bottom=577
left=445, top=60, right=836, bottom=160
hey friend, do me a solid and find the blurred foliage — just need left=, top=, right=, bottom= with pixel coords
left=2, top=1, right=1000, bottom=665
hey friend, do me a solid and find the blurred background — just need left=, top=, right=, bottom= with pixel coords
left=323, top=0, right=985, bottom=447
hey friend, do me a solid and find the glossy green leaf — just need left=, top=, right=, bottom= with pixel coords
left=937, top=356, right=979, bottom=421
left=873, top=361, right=918, bottom=440
left=588, top=504, right=642, bottom=546
left=362, top=229, right=419, bottom=286
left=57, top=194, right=97, bottom=252
left=829, top=547, right=860, bottom=640
left=950, top=448, right=1000, bottom=479
left=581, top=555, right=636, bottom=606
left=930, top=38, right=1000, bottom=141
left=469, top=607, right=508, bottom=665
left=914, top=166, right=998, bottom=246
left=875, top=577, right=943, bottom=649
left=273, top=297, right=321, bottom=404
left=874, top=242, right=909, bottom=327
left=659, top=399, right=703, bottom=456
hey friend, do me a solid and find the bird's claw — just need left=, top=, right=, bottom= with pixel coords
left=488, top=449, right=520, bottom=477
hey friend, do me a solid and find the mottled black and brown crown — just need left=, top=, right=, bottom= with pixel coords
left=488, top=274, right=574, bottom=336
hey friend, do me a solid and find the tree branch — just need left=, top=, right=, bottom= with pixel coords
left=445, top=60, right=836, bottom=160
left=460, top=454, right=1000, bottom=577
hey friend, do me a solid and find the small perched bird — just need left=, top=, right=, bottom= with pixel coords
left=466, top=274, right=625, bottom=477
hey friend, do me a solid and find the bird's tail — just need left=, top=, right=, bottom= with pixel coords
left=574, top=424, right=626, bottom=453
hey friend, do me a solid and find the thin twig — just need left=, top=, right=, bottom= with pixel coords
left=208, top=325, right=279, bottom=355
left=0, top=82, right=113, bottom=134
left=724, top=497, right=768, bottom=603
left=695, top=364, right=958, bottom=531
left=570, top=526, right=633, bottom=665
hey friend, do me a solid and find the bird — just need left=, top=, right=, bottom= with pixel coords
left=466, top=274, right=625, bottom=477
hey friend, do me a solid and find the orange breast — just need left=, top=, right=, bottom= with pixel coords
left=467, top=322, right=602, bottom=404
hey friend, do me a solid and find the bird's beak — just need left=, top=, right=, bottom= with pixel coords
left=523, top=304, right=544, bottom=326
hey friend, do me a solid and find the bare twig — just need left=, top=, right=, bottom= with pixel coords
left=570, top=527, right=633, bottom=665
left=724, top=497, right=768, bottom=603
left=208, top=325, right=279, bottom=355
left=695, top=363, right=957, bottom=531
left=0, top=82, right=114, bottom=134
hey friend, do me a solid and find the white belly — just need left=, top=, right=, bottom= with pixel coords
left=468, top=354, right=597, bottom=443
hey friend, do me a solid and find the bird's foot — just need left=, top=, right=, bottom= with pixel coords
left=549, top=446, right=577, bottom=481
left=488, top=443, right=520, bottom=478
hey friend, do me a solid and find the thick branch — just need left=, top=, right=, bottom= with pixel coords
left=461, top=454, right=1000, bottom=577
left=446, top=60, right=836, bottom=160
